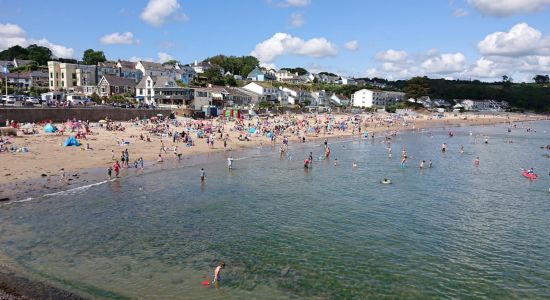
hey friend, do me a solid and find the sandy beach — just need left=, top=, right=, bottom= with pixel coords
left=0, top=112, right=546, bottom=202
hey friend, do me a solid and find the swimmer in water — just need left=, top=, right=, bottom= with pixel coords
left=474, top=157, right=480, bottom=166
left=419, top=160, right=425, bottom=169
left=212, top=261, right=225, bottom=287
left=460, top=145, right=464, bottom=154
left=401, top=157, right=406, bottom=168
left=428, top=160, right=433, bottom=168
left=441, top=143, right=447, bottom=152
left=352, top=162, right=357, bottom=168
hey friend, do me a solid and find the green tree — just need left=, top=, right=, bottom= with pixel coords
left=26, top=44, right=52, bottom=65
left=162, top=60, right=178, bottom=66
left=280, top=67, right=308, bottom=75
left=82, top=49, right=107, bottom=65
left=175, top=79, right=187, bottom=87
left=0, top=45, right=28, bottom=60
left=224, top=75, right=237, bottom=87
left=90, top=92, right=101, bottom=103
left=404, top=76, right=429, bottom=101
left=204, top=66, right=224, bottom=85
left=533, top=75, right=549, bottom=84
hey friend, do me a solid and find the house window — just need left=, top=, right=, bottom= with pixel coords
left=115, top=86, right=119, bottom=93
left=50, top=72, right=53, bottom=78
left=72, top=81, right=76, bottom=86
left=55, top=73, right=58, bottom=79
left=61, top=81, right=64, bottom=87
left=50, top=80, right=53, bottom=86
left=101, top=87, right=105, bottom=93
left=72, top=73, right=76, bottom=79
left=61, top=73, right=64, bottom=79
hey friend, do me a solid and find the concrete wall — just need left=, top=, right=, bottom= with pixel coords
left=0, top=108, right=173, bottom=124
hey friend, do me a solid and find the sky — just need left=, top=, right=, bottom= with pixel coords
left=1, top=0, right=549, bottom=82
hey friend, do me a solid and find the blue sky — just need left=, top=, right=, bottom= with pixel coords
left=1, top=0, right=549, bottom=81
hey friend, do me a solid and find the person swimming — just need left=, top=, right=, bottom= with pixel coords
left=381, top=178, right=392, bottom=184
left=474, top=157, right=480, bottom=166
left=419, top=160, right=425, bottom=169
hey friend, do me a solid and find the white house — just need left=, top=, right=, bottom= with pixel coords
left=351, top=89, right=375, bottom=108
left=351, top=89, right=405, bottom=108
left=279, top=87, right=298, bottom=105
left=340, top=77, right=357, bottom=85
left=330, top=93, right=350, bottom=106
left=242, top=82, right=278, bottom=102
left=311, top=90, right=327, bottom=106
left=135, top=76, right=192, bottom=107
left=135, top=61, right=171, bottom=77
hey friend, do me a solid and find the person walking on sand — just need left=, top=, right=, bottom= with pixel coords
left=59, top=168, right=66, bottom=182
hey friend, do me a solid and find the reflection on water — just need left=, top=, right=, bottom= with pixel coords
left=1, top=122, right=550, bottom=299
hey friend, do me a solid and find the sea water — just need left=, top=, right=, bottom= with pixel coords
left=1, top=121, right=550, bottom=299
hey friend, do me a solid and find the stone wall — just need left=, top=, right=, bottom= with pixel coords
left=0, top=108, right=173, bottom=124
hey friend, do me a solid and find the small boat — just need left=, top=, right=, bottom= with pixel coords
left=522, top=171, right=537, bottom=180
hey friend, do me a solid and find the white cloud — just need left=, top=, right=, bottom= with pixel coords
left=0, top=23, right=74, bottom=58
left=157, top=52, right=174, bottom=63
left=468, top=0, right=550, bottom=16
left=0, top=23, right=27, bottom=50
left=344, top=40, right=359, bottom=51
left=478, top=23, right=550, bottom=56
left=31, top=38, right=75, bottom=59
left=251, top=32, right=338, bottom=63
left=0, top=23, right=25, bottom=38
left=421, top=52, right=467, bottom=74
left=375, top=49, right=408, bottom=62
left=280, top=0, right=310, bottom=7
left=290, top=13, right=305, bottom=27
left=140, top=0, right=182, bottom=27
left=100, top=32, right=137, bottom=45
left=453, top=8, right=469, bottom=17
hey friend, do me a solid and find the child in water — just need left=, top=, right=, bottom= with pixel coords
left=212, top=261, right=225, bottom=286
left=200, top=168, right=206, bottom=181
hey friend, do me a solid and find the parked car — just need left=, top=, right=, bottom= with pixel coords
left=24, top=96, right=40, bottom=105
left=1, top=95, right=17, bottom=106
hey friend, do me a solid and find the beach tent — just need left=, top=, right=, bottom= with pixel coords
left=44, top=123, right=57, bottom=133
left=63, top=135, right=81, bottom=147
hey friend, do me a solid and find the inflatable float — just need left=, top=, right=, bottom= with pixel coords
left=522, top=171, right=537, bottom=180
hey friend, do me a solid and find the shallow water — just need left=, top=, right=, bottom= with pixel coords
left=1, top=121, right=550, bottom=299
